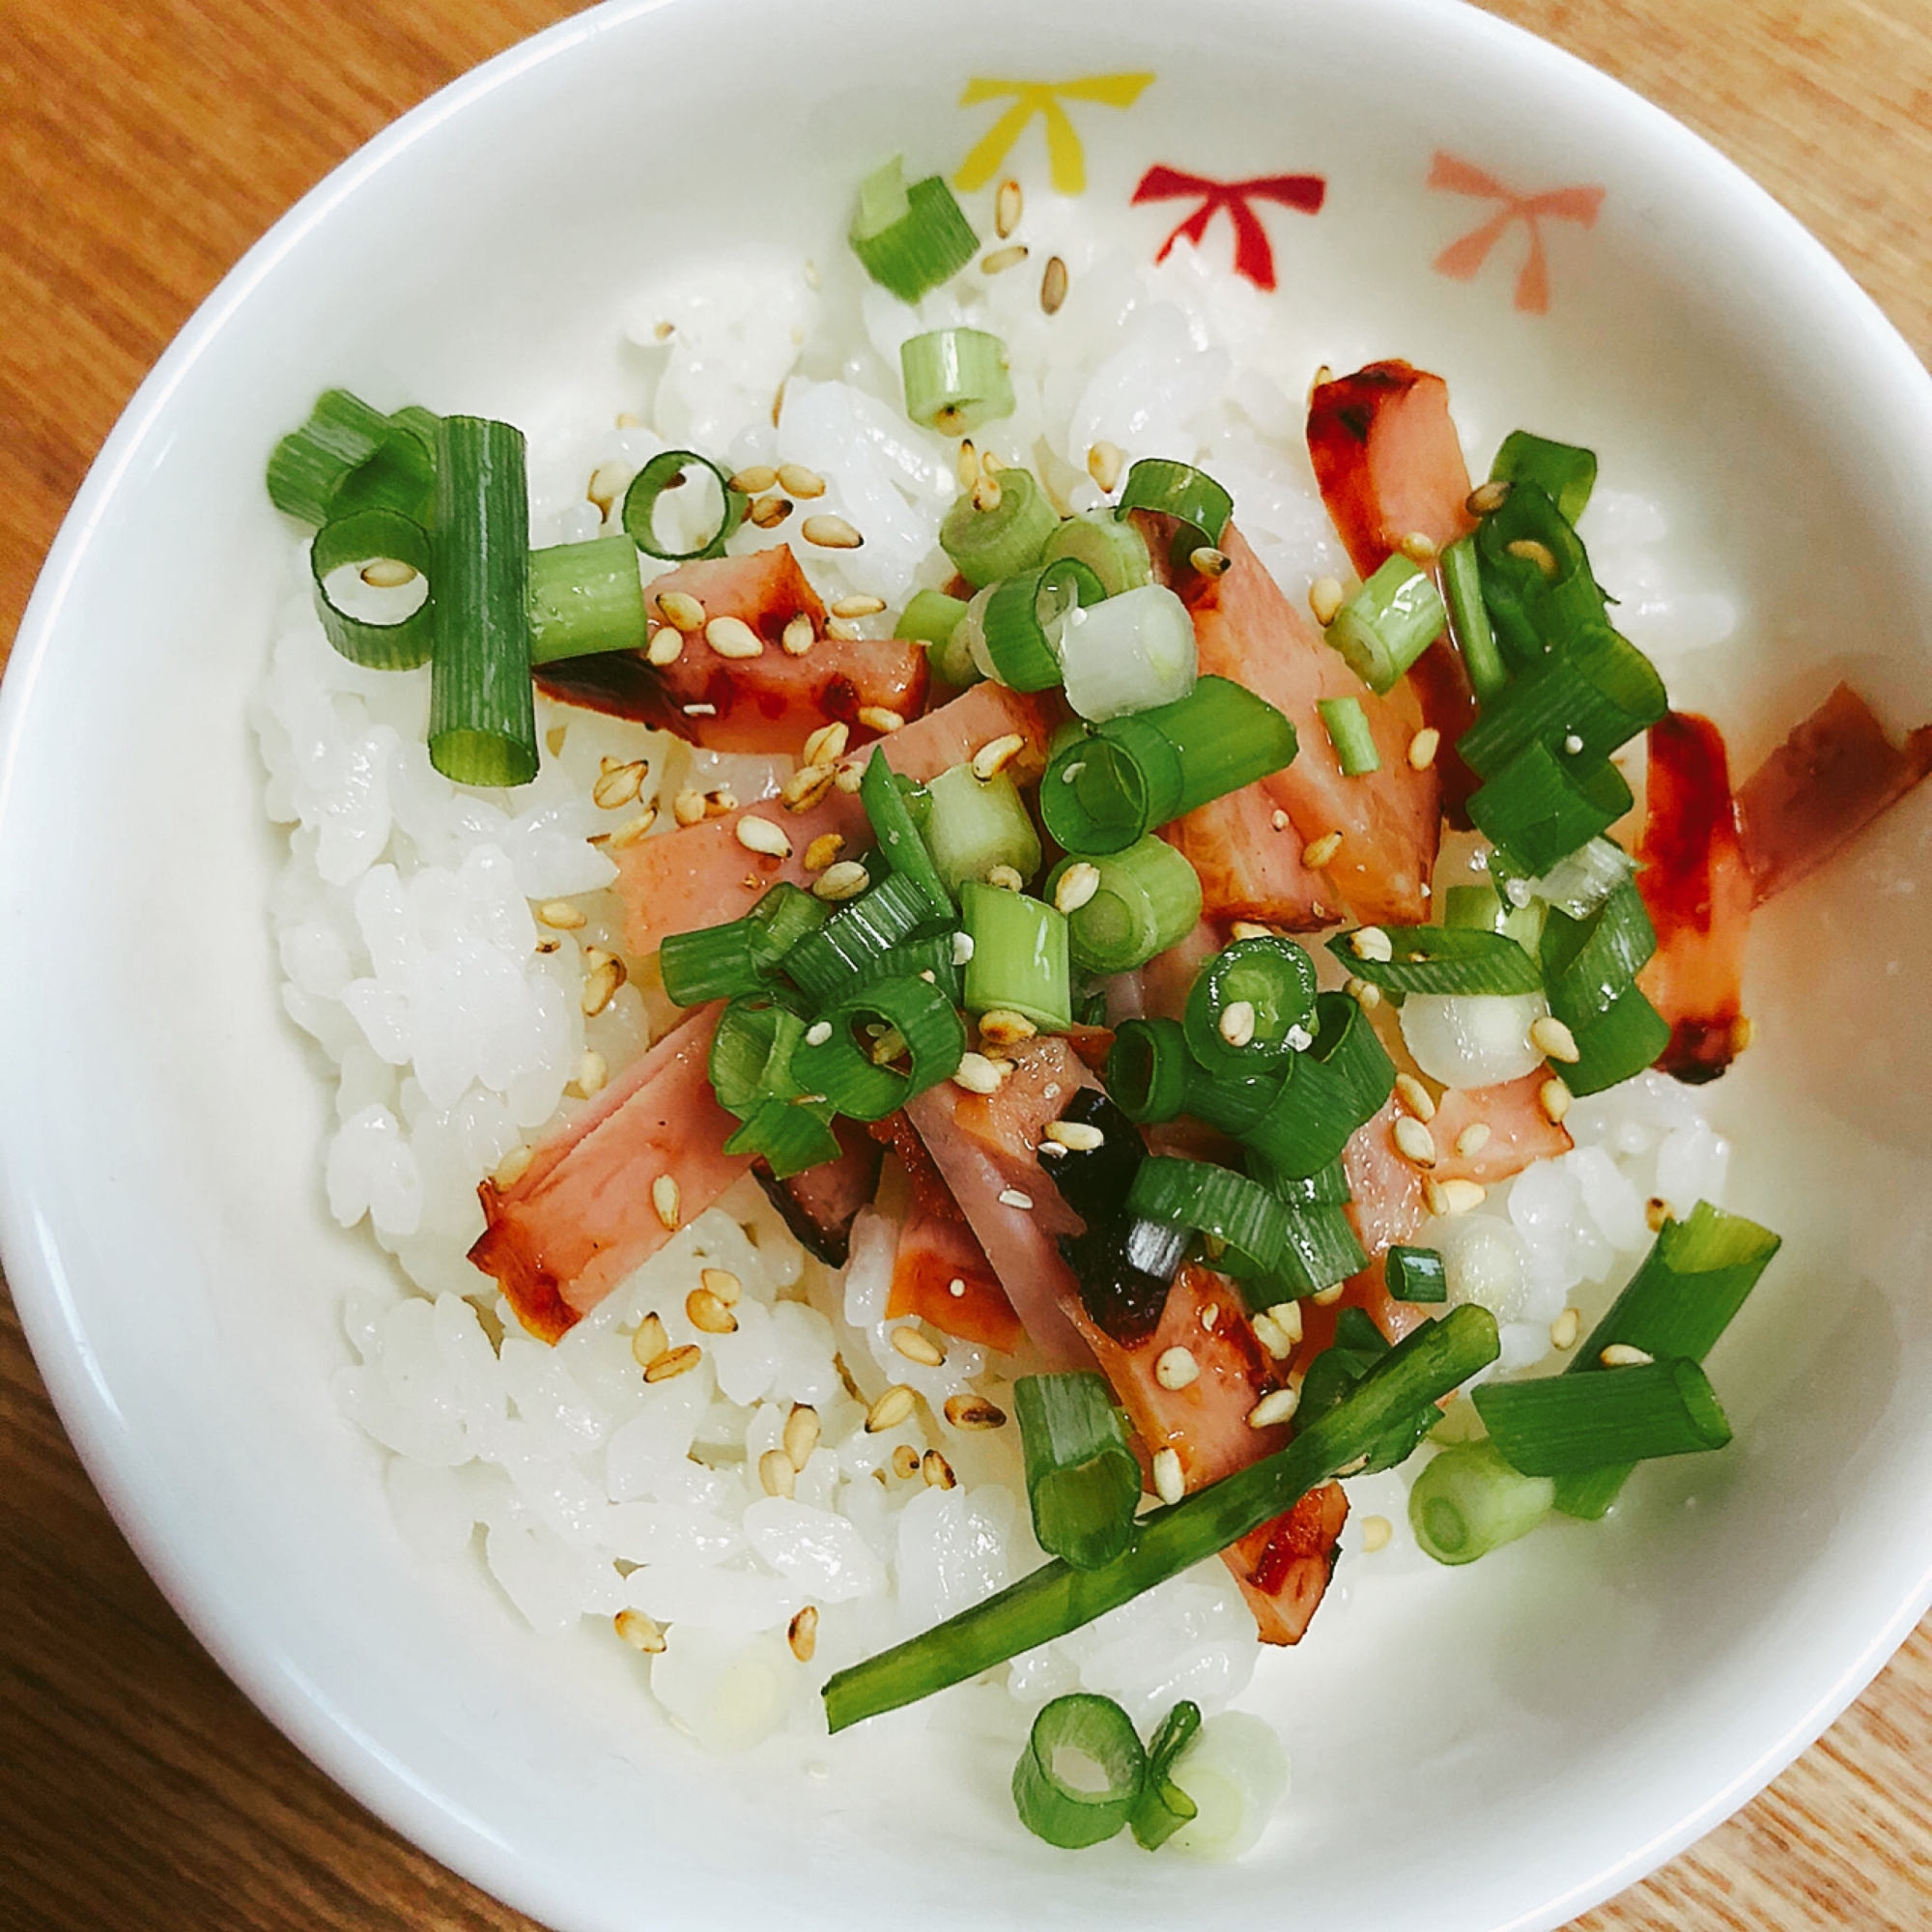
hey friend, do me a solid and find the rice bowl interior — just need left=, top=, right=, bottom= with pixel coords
left=4, top=2, right=1932, bottom=1929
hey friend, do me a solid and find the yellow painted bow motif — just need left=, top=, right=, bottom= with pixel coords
left=954, top=73, right=1156, bottom=196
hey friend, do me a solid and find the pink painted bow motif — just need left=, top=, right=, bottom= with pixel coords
left=1428, top=153, right=1605, bottom=315
left=1131, top=165, right=1326, bottom=292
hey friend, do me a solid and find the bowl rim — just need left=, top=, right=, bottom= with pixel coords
left=5, top=0, right=1932, bottom=1926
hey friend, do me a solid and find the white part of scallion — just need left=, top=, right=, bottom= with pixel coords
left=1057, top=582, right=1198, bottom=722
left=1165, top=1713, right=1291, bottom=1861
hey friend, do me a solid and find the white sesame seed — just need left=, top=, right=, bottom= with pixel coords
left=805, top=1021, right=833, bottom=1047
left=997, top=1188, right=1034, bottom=1210
left=1394, top=1072, right=1435, bottom=1122
left=951, top=931, right=975, bottom=966
left=681, top=702, right=717, bottom=717
left=802, top=514, right=862, bottom=549
left=811, top=860, right=870, bottom=901
left=1199, top=1301, right=1220, bottom=1331
left=969, top=732, right=1026, bottom=782
left=1154, top=1347, right=1199, bottom=1390
left=1549, top=1307, right=1581, bottom=1350
left=782, top=1404, right=820, bottom=1468
left=358, top=556, right=418, bottom=589
left=1251, top=1312, right=1294, bottom=1359
left=685, top=1285, right=738, bottom=1335
left=1044, top=1120, right=1104, bottom=1151
left=492, top=1143, right=534, bottom=1189
left=778, top=463, right=826, bottom=499
left=734, top=815, right=792, bottom=860
left=946, top=1393, right=1008, bottom=1430
left=1361, top=1515, right=1394, bottom=1553
left=642, top=1342, right=702, bottom=1383
left=980, top=242, right=1029, bottom=273
left=1407, top=727, right=1441, bottom=771
left=1350, top=926, right=1394, bottom=963
left=671, top=788, right=706, bottom=827
left=1151, top=1448, right=1184, bottom=1506
left=1270, top=809, right=1291, bottom=832
left=825, top=616, right=865, bottom=643
left=1456, top=1122, right=1492, bottom=1157
left=592, top=759, right=649, bottom=810
left=536, top=898, right=587, bottom=930
left=608, top=807, right=658, bottom=848
left=1087, top=440, right=1125, bottom=493
left=1218, top=999, right=1258, bottom=1048
left=949, top=1279, right=966, bottom=1296
left=614, top=1608, right=667, bottom=1653
left=781, top=764, right=838, bottom=813
left=1347, top=976, right=1382, bottom=1011
left=1055, top=862, right=1101, bottom=915
left=995, top=177, right=1023, bottom=239
left=576, top=1050, right=608, bottom=1097
left=856, top=706, right=904, bottom=734
left=705, top=614, right=764, bottom=659
left=651, top=1174, right=681, bottom=1232
left=1466, top=479, right=1512, bottom=516
left=802, top=721, right=849, bottom=768
left=1563, top=732, right=1584, bottom=754
left=1393, top=1115, right=1438, bottom=1169
left=1433, top=1178, right=1487, bottom=1216
left=1399, top=531, right=1438, bottom=564
left=952, top=1051, right=1002, bottom=1094
left=1539, top=1075, right=1573, bottom=1123
left=1309, top=577, right=1346, bottom=627
left=1247, top=1387, right=1300, bottom=1430
left=1529, top=1015, right=1580, bottom=1063
left=985, top=863, right=1024, bottom=892
left=644, top=625, right=683, bottom=667
left=1302, top=830, right=1343, bottom=869
left=1601, top=1343, right=1654, bottom=1368
left=657, top=590, right=705, bottom=633
left=1229, top=921, right=1274, bottom=941
left=1312, top=1281, right=1348, bottom=1306
left=891, top=1325, right=946, bottom=1367
left=582, top=951, right=626, bottom=1017
left=787, top=1605, right=818, bottom=1662
left=727, top=465, right=779, bottom=495
left=865, top=1384, right=917, bottom=1433
left=781, top=612, right=816, bottom=655
left=1265, top=1301, right=1303, bottom=1347
left=758, top=1447, right=796, bottom=1498
left=830, top=594, right=887, bottom=620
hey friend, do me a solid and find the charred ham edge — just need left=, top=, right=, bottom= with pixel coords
left=534, top=543, right=929, bottom=757
left=1138, top=512, right=1441, bottom=928
left=1230, top=1479, right=1350, bottom=1646
left=469, top=1004, right=752, bottom=1339
left=1737, top=681, right=1932, bottom=904
left=1306, top=359, right=1482, bottom=825
left=1635, top=711, right=1755, bottom=1084
left=754, top=1116, right=882, bottom=1268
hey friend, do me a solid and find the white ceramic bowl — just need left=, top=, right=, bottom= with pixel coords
left=6, top=1, right=1932, bottom=1926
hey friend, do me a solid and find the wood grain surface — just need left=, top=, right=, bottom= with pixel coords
left=2, top=1, right=1929, bottom=1926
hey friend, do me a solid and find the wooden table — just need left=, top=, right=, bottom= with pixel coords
left=2, top=1, right=1928, bottom=1924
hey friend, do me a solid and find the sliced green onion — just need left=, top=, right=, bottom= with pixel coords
left=1467, top=743, right=1633, bottom=878
left=861, top=751, right=953, bottom=918
left=1294, top=1308, right=1434, bottom=1474
left=1040, top=508, right=1153, bottom=597
left=429, top=416, right=537, bottom=788
left=1180, top=1060, right=1287, bottom=1139
left=849, top=158, right=978, bottom=304
left=1045, top=837, right=1202, bottom=975
left=924, top=762, right=1042, bottom=895
left=1318, top=696, right=1381, bottom=776
left=724, top=1096, right=844, bottom=1179
left=1057, top=583, right=1199, bottom=724
left=708, top=994, right=808, bottom=1115
left=1551, top=1204, right=1780, bottom=1519
left=1116, top=458, right=1233, bottom=562
left=1475, top=482, right=1606, bottom=668
left=662, top=883, right=828, bottom=1006
left=1271, top=1205, right=1369, bottom=1297
left=526, top=536, right=647, bottom=665
left=1106, top=1017, right=1191, bottom=1124
left=1491, top=430, right=1598, bottom=526
left=1457, top=625, right=1666, bottom=779
left=1562, top=980, right=1671, bottom=1096
left=268, top=388, right=394, bottom=526
left=940, top=466, right=1058, bottom=588
left=781, top=870, right=933, bottom=1004
left=1244, top=1153, right=1352, bottom=1208
left=1326, top=923, right=1545, bottom=998
left=787, top=973, right=966, bottom=1121
left=309, top=509, right=434, bottom=669
left=1540, top=877, right=1656, bottom=1031
left=1323, top=556, right=1447, bottom=696
left=1130, top=1701, right=1203, bottom=1851
left=1182, top=936, right=1318, bottom=1076
left=960, top=882, right=1070, bottom=1030
left=620, top=450, right=748, bottom=563
left=1440, top=881, right=1545, bottom=954
left=1474, top=1357, right=1732, bottom=1476
left=849, top=930, right=963, bottom=1004
left=327, top=413, right=439, bottom=526
left=1386, top=1245, right=1447, bottom=1303
left=822, top=1304, right=1500, bottom=1730
left=898, top=588, right=974, bottom=686
left=1441, top=535, right=1509, bottom=705
left=1011, top=1694, right=1146, bottom=1849
left=1408, top=1441, right=1554, bottom=1565
left=1014, top=1375, right=1143, bottom=1572
left=1039, top=677, right=1298, bottom=856
left=1240, top=991, right=1394, bottom=1179
left=1127, top=1157, right=1290, bottom=1271
left=978, top=556, right=1105, bottom=692
left=900, top=327, right=1014, bottom=435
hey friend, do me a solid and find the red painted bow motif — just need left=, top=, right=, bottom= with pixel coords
left=1428, top=153, right=1605, bottom=315
left=1131, top=165, right=1326, bottom=291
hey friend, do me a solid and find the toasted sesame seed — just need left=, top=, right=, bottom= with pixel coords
left=952, top=1051, right=1004, bottom=1095
left=702, top=787, right=738, bottom=817
left=866, top=1383, right=917, bottom=1433
left=922, top=1449, right=957, bottom=1490
left=1393, top=1115, right=1438, bottom=1169
left=778, top=463, right=826, bottom=498
left=1248, top=1387, right=1300, bottom=1430
left=824, top=595, right=884, bottom=624
left=1154, top=1347, right=1199, bottom=1390
left=575, top=1050, right=609, bottom=1098
left=728, top=465, right=779, bottom=495
left=698, top=1267, right=741, bottom=1308
left=891, top=1442, right=921, bottom=1479
left=802, top=514, right=861, bottom=550
left=783, top=1404, right=820, bottom=1467
left=1266, top=1300, right=1304, bottom=1347
left=1601, top=1343, right=1654, bottom=1368
left=1044, top=1120, right=1104, bottom=1151
left=644, top=625, right=683, bottom=667
left=492, top=1142, right=534, bottom=1189
left=1730, top=1014, right=1755, bottom=1055
left=1646, top=1196, right=1671, bottom=1233
left=984, top=862, right=1024, bottom=892
left=1199, top=1300, right=1221, bottom=1332
left=980, top=242, right=1029, bottom=274
left=609, top=806, right=658, bottom=848
left=651, top=1173, right=681, bottom=1232
left=1087, top=440, right=1125, bottom=493
left=1151, top=1447, right=1184, bottom=1506
left=706, top=614, right=764, bottom=660
left=586, top=462, right=629, bottom=514
left=750, top=495, right=794, bottom=529
left=971, top=474, right=1003, bottom=514
left=614, top=1608, right=667, bottom=1653
left=643, top=1343, right=701, bottom=1383
left=671, top=788, right=706, bottom=827
left=1217, top=999, right=1258, bottom=1049
left=358, top=556, right=419, bottom=590
left=800, top=721, right=849, bottom=769
left=822, top=616, right=863, bottom=643
left=1398, top=531, right=1438, bottom=564
left=1361, top=1515, right=1394, bottom=1553
left=1394, top=1072, right=1435, bottom=1122
left=1350, top=925, right=1394, bottom=963
left=766, top=614, right=811, bottom=661
left=1347, top=976, right=1383, bottom=1011
left=996, top=177, right=1023, bottom=238
left=537, top=898, right=587, bottom=931
left=954, top=440, right=982, bottom=491
left=758, top=1447, right=796, bottom=1497
left=1309, top=577, right=1346, bottom=627
left=970, top=732, right=1026, bottom=782
left=857, top=706, right=905, bottom=735
left=1251, top=1312, right=1294, bottom=1359
left=834, top=761, right=865, bottom=793
left=945, top=1393, right=1008, bottom=1431
left=657, top=590, right=706, bottom=633
left=788, top=834, right=840, bottom=881
left=734, top=815, right=792, bottom=860
left=1270, top=809, right=1291, bottom=832
left=812, top=860, right=870, bottom=901
left=1505, top=537, right=1560, bottom=581
left=1530, top=1015, right=1580, bottom=1063
left=1456, top=1122, right=1492, bottom=1157
left=980, top=1009, right=1037, bottom=1047
left=629, top=1312, right=669, bottom=1367
left=1229, top=921, right=1274, bottom=941
left=582, top=951, right=626, bottom=1017
left=1538, top=1075, right=1573, bottom=1123
left=1407, top=727, right=1441, bottom=771
left=1466, top=479, right=1512, bottom=517
left=1054, top=862, right=1101, bottom=915
left=997, top=1188, right=1035, bottom=1210
left=1302, top=831, right=1343, bottom=870
left=1434, top=1178, right=1487, bottom=1215
left=592, top=758, right=649, bottom=810
left=1040, top=254, right=1068, bottom=314
left=892, top=1325, right=946, bottom=1368
left=787, top=1605, right=818, bottom=1662
left=781, top=764, right=838, bottom=813
left=1550, top=1307, right=1581, bottom=1350
left=1190, top=546, right=1231, bottom=579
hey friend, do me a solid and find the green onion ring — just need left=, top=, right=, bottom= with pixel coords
left=621, top=449, right=749, bottom=562
left=309, top=508, right=434, bottom=669
left=1011, top=1694, right=1148, bottom=1849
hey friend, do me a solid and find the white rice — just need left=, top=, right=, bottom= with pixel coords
left=252, top=180, right=1732, bottom=1773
